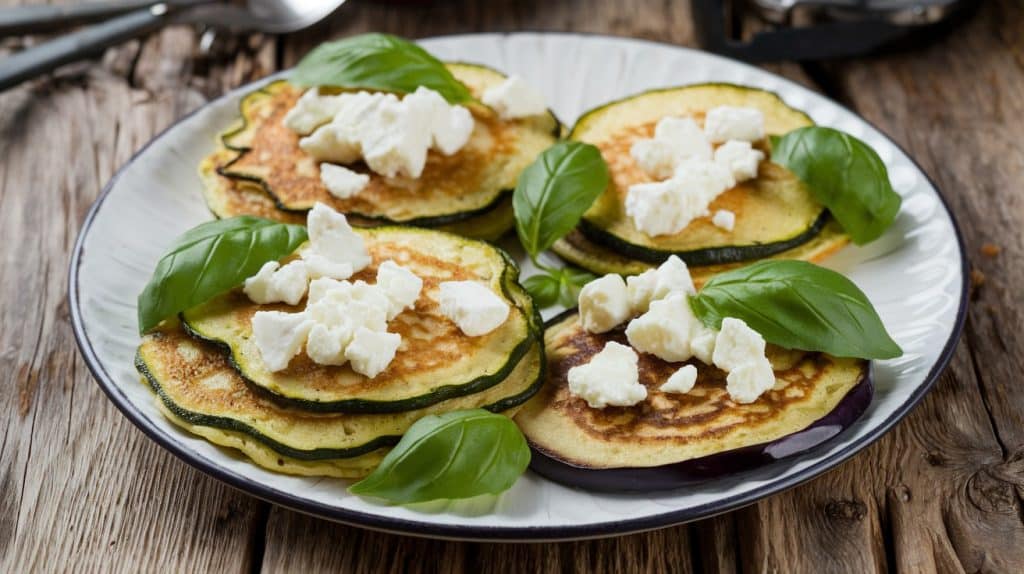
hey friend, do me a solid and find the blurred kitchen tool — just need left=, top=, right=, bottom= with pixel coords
left=692, top=0, right=975, bottom=62
left=0, top=0, right=345, bottom=91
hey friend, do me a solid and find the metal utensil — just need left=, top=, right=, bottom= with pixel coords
left=0, top=0, right=345, bottom=91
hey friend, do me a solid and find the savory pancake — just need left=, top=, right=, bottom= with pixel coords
left=215, top=63, right=558, bottom=227
left=137, top=324, right=543, bottom=478
left=200, top=145, right=517, bottom=241
left=554, top=84, right=850, bottom=275
left=515, top=311, right=868, bottom=469
left=182, top=227, right=539, bottom=412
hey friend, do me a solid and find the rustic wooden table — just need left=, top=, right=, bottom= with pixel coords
left=2, top=0, right=1022, bottom=571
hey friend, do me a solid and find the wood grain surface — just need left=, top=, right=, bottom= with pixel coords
left=1, top=1, right=1021, bottom=572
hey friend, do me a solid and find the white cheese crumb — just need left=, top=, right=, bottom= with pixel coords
left=305, top=322, right=353, bottom=366
left=567, top=342, right=647, bottom=408
left=714, top=140, right=764, bottom=183
left=295, top=88, right=474, bottom=179
left=437, top=280, right=510, bottom=336
left=481, top=75, right=547, bottom=119
left=320, top=163, right=370, bottom=200
left=626, top=255, right=696, bottom=314
left=704, top=106, right=765, bottom=144
left=712, top=317, right=767, bottom=372
left=360, top=96, right=433, bottom=179
left=283, top=89, right=345, bottom=136
left=726, top=358, right=776, bottom=404
left=630, top=117, right=712, bottom=180
left=711, top=209, right=736, bottom=232
left=344, top=327, right=402, bottom=378
left=629, top=139, right=678, bottom=181
left=375, top=261, right=423, bottom=320
left=626, top=158, right=735, bottom=237
left=405, top=86, right=475, bottom=155
left=243, top=260, right=309, bottom=306
left=305, top=203, right=371, bottom=274
left=689, top=329, right=717, bottom=365
left=660, top=364, right=698, bottom=394
left=251, top=311, right=313, bottom=372
left=654, top=117, right=713, bottom=161
left=578, top=274, right=631, bottom=334
left=625, top=294, right=700, bottom=363
left=301, top=251, right=355, bottom=281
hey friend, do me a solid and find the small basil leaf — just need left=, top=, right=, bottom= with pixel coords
left=513, top=141, right=609, bottom=258
left=523, top=267, right=596, bottom=309
left=772, top=126, right=901, bottom=245
left=523, top=274, right=561, bottom=308
left=349, top=409, right=530, bottom=504
left=137, top=217, right=307, bottom=334
left=690, top=260, right=902, bottom=360
left=291, top=33, right=473, bottom=104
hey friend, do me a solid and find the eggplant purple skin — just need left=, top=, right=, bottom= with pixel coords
left=528, top=364, right=874, bottom=492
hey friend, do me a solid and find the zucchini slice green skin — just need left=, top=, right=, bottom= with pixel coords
left=182, top=227, right=540, bottom=414
left=214, top=63, right=561, bottom=229
left=514, top=310, right=870, bottom=473
left=566, top=82, right=844, bottom=269
left=577, top=210, right=833, bottom=266
left=136, top=337, right=545, bottom=462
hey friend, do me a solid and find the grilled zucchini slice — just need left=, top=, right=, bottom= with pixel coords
left=200, top=147, right=516, bottom=241
left=182, top=226, right=538, bottom=413
left=553, top=84, right=849, bottom=273
left=213, top=63, right=559, bottom=231
left=515, top=310, right=868, bottom=469
left=138, top=325, right=543, bottom=477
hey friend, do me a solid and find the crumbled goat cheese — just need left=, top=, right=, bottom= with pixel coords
left=437, top=280, right=510, bottom=336
left=660, top=364, right=698, bottom=394
left=714, top=140, right=764, bottom=183
left=344, top=326, right=402, bottom=378
left=375, top=261, right=423, bottom=320
left=320, top=163, right=370, bottom=200
left=251, top=311, right=313, bottom=372
left=481, top=75, right=547, bottom=119
left=567, top=342, right=647, bottom=408
left=243, top=260, right=309, bottom=306
left=711, top=209, right=736, bottom=231
left=704, top=106, right=765, bottom=144
left=579, top=274, right=632, bottom=334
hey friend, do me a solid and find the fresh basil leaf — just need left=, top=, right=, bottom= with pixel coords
left=137, top=217, right=307, bottom=334
left=291, top=33, right=473, bottom=104
left=523, top=273, right=561, bottom=308
left=513, top=141, right=609, bottom=258
left=689, top=260, right=902, bottom=360
left=349, top=409, right=530, bottom=504
left=523, top=267, right=596, bottom=309
left=772, top=126, right=901, bottom=245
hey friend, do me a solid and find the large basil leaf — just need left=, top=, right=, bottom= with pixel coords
left=137, top=217, right=307, bottom=334
left=524, top=267, right=595, bottom=309
left=690, top=260, right=902, bottom=359
left=772, top=126, right=901, bottom=245
left=513, top=141, right=609, bottom=258
left=349, top=409, right=530, bottom=504
left=291, top=33, right=473, bottom=104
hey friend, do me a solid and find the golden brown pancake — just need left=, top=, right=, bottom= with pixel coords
left=137, top=324, right=542, bottom=478
left=515, top=312, right=868, bottom=469
left=181, top=227, right=537, bottom=411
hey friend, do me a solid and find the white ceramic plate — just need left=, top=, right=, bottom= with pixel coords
left=70, top=33, right=966, bottom=541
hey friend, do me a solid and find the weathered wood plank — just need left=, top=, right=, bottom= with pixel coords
left=0, top=10, right=273, bottom=572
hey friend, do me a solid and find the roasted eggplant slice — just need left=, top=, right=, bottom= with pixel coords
left=553, top=84, right=849, bottom=273
left=213, top=63, right=558, bottom=231
left=515, top=311, right=871, bottom=490
left=182, top=227, right=539, bottom=413
left=137, top=325, right=543, bottom=478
